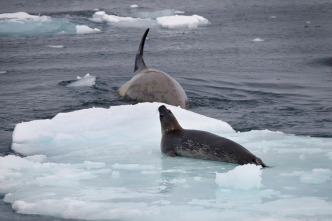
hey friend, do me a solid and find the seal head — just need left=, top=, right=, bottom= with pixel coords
left=159, top=105, right=182, bottom=134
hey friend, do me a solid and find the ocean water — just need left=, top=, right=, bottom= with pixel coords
left=0, top=0, right=332, bottom=220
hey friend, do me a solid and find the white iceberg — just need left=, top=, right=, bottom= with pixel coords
left=252, top=38, right=264, bottom=42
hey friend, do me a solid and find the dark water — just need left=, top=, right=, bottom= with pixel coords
left=0, top=0, right=332, bottom=220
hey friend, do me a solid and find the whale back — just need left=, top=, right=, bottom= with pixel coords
left=125, top=70, right=187, bottom=108
left=134, top=28, right=149, bottom=73
left=119, top=28, right=188, bottom=108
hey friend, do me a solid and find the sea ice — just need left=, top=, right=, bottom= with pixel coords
left=131, top=9, right=176, bottom=19
left=90, top=11, right=141, bottom=23
left=0, top=12, right=40, bottom=20
left=300, top=169, right=332, bottom=184
left=67, top=73, right=96, bottom=87
left=1, top=102, right=331, bottom=220
left=215, top=164, right=262, bottom=190
left=75, top=25, right=100, bottom=34
left=328, top=151, right=332, bottom=159
left=0, top=12, right=99, bottom=36
left=90, top=10, right=209, bottom=29
left=48, top=45, right=64, bottom=48
left=156, top=14, right=210, bottom=29
left=251, top=38, right=264, bottom=42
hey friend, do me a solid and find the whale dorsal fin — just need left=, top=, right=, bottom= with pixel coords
left=134, top=28, right=149, bottom=73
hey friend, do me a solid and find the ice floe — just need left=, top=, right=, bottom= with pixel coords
left=215, top=164, right=262, bottom=190
left=251, top=38, right=264, bottom=42
left=0, top=12, right=100, bottom=36
left=75, top=25, right=100, bottom=34
left=1, top=102, right=331, bottom=220
left=90, top=10, right=209, bottom=29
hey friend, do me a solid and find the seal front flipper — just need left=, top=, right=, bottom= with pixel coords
left=134, top=28, right=149, bottom=73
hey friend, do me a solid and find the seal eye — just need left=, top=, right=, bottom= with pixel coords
left=167, top=109, right=171, bottom=113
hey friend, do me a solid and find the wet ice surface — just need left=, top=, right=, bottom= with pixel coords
left=1, top=103, right=332, bottom=220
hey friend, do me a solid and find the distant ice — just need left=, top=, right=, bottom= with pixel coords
left=75, top=25, right=100, bottom=34
left=1, top=102, right=332, bottom=220
left=130, top=4, right=139, bottom=8
left=175, top=10, right=185, bottom=14
left=90, top=10, right=209, bottom=29
left=48, top=45, right=64, bottom=48
left=0, top=71, right=7, bottom=74
left=251, top=38, right=264, bottom=42
left=67, top=73, right=96, bottom=87
left=0, top=12, right=40, bottom=20
left=156, top=14, right=210, bottom=29
left=0, top=12, right=100, bottom=36
left=131, top=9, right=176, bottom=19
left=90, top=11, right=140, bottom=23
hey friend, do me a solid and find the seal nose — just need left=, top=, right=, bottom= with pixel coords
left=158, top=105, right=167, bottom=112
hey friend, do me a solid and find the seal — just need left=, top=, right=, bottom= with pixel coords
left=158, top=105, right=268, bottom=167
left=119, top=28, right=187, bottom=108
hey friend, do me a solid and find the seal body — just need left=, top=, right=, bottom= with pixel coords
left=119, top=28, right=187, bottom=108
left=158, top=105, right=267, bottom=167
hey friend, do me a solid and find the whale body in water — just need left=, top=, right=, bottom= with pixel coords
left=119, top=28, right=187, bottom=108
